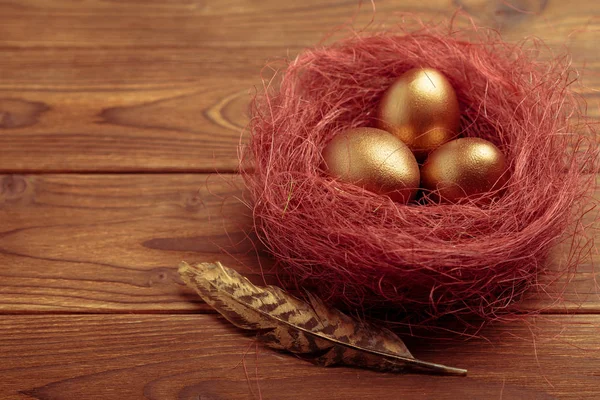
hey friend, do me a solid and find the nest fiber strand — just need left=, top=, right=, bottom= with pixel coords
left=243, top=24, right=597, bottom=323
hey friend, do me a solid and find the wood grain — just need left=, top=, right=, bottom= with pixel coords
left=1, top=314, right=599, bottom=400
left=1, top=1, right=599, bottom=398
left=0, top=174, right=597, bottom=314
left=0, top=0, right=598, bottom=172
left=0, top=173, right=261, bottom=312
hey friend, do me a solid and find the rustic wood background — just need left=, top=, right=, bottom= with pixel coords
left=1, top=1, right=598, bottom=399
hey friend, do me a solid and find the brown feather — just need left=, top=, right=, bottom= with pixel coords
left=179, top=261, right=466, bottom=376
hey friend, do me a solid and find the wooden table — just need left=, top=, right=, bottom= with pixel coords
left=1, top=1, right=598, bottom=399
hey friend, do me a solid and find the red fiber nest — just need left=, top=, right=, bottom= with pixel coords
left=242, top=23, right=598, bottom=325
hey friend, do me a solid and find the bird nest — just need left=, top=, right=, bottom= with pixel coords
left=241, top=23, right=597, bottom=326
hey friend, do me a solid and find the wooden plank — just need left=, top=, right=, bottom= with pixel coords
left=0, top=0, right=597, bottom=48
left=0, top=174, right=597, bottom=314
left=0, top=0, right=598, bottom=172
left=0, top=84, right=252, bottom=172
left=0, top=173, right=264, bottom=312
left=1, top=314, right=599, bottom=400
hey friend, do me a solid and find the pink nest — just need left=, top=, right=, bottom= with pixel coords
left=242, top=24, right=598, bottom=325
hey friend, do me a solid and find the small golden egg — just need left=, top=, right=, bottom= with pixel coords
left=376, top=67, right=460, bottom=159
left=420, top=137, right=509, bottom=203
left=322, top=127, right=420, bottom=204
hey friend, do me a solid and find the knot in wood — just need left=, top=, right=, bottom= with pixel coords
left=0, top=175, right=28, bottom=199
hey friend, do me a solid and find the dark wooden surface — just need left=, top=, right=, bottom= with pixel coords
left=1, top=1, right=598, bottom=399
left=1, top=315, right=599, bottom=400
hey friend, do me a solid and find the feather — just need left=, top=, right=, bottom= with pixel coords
left=179, top=261, right=467, bottom=376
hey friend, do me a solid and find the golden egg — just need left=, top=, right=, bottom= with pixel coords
left=376, top=67, right=461, bottom=159
left=322, top=127, right=420, bottom=204
left=420, top=137, right=509, bottom=203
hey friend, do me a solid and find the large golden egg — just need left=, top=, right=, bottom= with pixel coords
left=376, top=68, right=460, bottom=158
left=420, top=137, right=509, bottom=203
left=322, top=127, right=420, bottom=204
